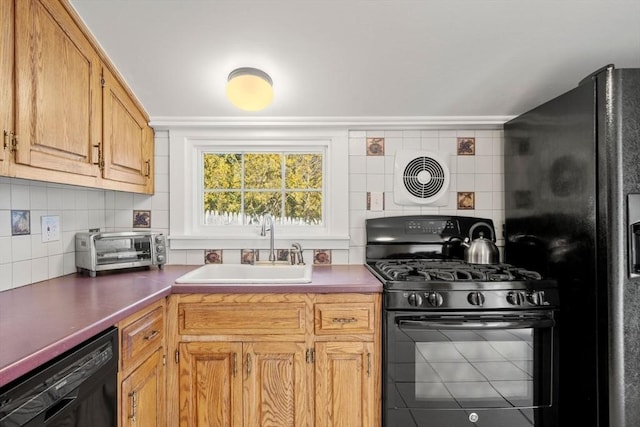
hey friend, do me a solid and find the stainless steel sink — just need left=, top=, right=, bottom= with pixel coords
left=175, top=262, right=313, bottom=284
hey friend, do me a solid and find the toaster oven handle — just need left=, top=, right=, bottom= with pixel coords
left=397, top=317, right=554, bottom=330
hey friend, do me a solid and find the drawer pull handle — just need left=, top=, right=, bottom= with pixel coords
left=144, top=330, right=160, bottom=341
left=233, top=353, right=238, bottom=377
left=367, top=352, right=372, bottom=378
left=246, top=353, right=252, bottom=375
left=332, top=317, right=357, bottom=323
left=128, top=391, right=138, bottom=421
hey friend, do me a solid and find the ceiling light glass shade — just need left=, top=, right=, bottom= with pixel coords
left=226, top=67, right=274, bottom=111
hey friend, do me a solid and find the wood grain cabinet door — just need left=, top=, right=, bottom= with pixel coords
left=243, top=342, right=310, bottom=427
left=14, top=0, right=101, bottom=177
left=315, top=341, right=376, bottom=427
left=121, top=348, right=166, bottom=427
left=101, top=66, right=152, bottom=190
left=178, top=342, right=243, bottom=427
left=0, top=0, right=12, bottom=176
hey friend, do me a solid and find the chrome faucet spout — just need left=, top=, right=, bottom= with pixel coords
left=261, top=214, right=276, bottom=262
left=290, top=242, right=304, bottom=265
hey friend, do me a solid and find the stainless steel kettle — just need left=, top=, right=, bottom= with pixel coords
left=462, top=223, right=500, bottom=264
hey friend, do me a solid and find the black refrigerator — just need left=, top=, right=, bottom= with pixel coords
left=504, top=65, right=640, bottom=427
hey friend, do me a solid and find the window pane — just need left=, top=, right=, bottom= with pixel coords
left=244, top=153, right=282, bottom=189
left=245, top=191, right=282, bottom=220
left=204, top=192, right=241, bottom=213
left=204, top=154, right=242, bottom=189
left=285, top=192, right=322, bottom=225
left=285, top=154, right=323, bottom=189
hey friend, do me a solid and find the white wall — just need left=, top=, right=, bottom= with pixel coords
left=0, top=127, right=504, bottom=291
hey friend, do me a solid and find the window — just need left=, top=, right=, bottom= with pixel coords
left=169, top=128, right=349, bottom=250
left=203, top=151, right=323, bottom=226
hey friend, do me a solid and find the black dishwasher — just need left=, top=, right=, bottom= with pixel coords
left=0, top=327, right=118, bottom=427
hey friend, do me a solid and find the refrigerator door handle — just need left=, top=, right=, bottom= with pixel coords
left=628, top=194, right=640, bottom=278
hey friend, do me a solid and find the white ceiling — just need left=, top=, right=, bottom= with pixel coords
left=69, top=0, right=640, bottom=124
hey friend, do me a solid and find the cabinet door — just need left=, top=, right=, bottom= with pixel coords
left=244, top=342, right=310, bottom=427
left=121, top=348, right=166, bottom=427
left=102, top=66, right=152, bottom=191
left=178, top=342, right=243, bottom=427
left=14, top=0, right=101, bottom=177
left=1, top=0, right=12, bottom=176
left=315, top=341, right=376, bottom=427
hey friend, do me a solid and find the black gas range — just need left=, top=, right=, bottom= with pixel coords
left=368, top=215, right=559, bottom=427
left=365, top=215, right=558, bottom=310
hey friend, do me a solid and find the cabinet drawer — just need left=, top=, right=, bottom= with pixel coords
left=179, top=303, right=306, bottom=336
left=314, top=303, right=375, bottom=335
left=121, top=306, right=164, bottom=367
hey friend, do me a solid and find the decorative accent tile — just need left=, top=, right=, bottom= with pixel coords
left=241, top=249, right=255, bottom=264
left=205, top=249, right=223, bottom=264
left=457, top=192, right=475, bottom=210
left=457, top=137, right=476, bottom=155
left=11, top=210, right=30, bottom=235
left=133, top=210, right=151, bottom=228
left=366, top=138, right=385, bottom=156
left=277, top=249, right=290, bottom=262
left=313, top=249, right=332, bottom=265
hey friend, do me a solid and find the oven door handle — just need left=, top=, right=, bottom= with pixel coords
left=397, top=317, right=555, bottom=330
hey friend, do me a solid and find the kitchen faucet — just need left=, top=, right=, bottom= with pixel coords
left=260, top=214, right=276, bottom=262
left=290, top=242, right=305, bottom=265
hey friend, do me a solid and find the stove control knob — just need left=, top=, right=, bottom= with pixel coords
left=467, top=292, right=485, bottom=306
left=427, top=292, right=444, bottom=307
left=407, top=293, right=423, bottom=307
left=526, top=291, right=546, bottom=306
left=507, top=291, right=525, bottom=306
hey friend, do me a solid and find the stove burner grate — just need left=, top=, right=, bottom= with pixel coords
left=374, top=260, right=542, bottom=282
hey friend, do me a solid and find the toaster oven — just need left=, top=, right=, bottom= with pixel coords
left=75, top=231, right=167, bottom=277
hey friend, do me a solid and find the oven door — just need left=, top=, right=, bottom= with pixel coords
left=384, top=310, right=558, bottom=427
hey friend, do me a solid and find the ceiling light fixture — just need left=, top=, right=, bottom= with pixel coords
left=226, top=67, right=274, bottom=111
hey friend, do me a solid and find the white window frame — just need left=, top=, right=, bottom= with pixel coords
left=169, top=127, right=349, bottom=250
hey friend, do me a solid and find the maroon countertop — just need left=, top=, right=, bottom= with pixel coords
left=0, top=264, right=380, bottom=388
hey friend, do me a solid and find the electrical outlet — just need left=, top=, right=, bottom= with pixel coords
left=41, top=216, right=60, bottom=242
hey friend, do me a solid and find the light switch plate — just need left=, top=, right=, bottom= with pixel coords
left=41, top=215, right=60, bottom=242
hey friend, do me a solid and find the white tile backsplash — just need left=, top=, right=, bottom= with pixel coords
left=0, top=183, right=10, bottom=209
left=347, top=128, right=506, bottom=264
left=13, top=260, right=32, bottom=287
left=0, top=180, right=111, bottom=290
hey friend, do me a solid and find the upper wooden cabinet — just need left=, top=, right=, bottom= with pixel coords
left=1, top=0, right=14, bottom=177
left=102, top=66, right=154, bottom=193
left=14, top=0, right=101, bottom=178
left=4, top=0, right=154, bottom=193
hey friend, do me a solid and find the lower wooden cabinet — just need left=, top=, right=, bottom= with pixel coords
left=178, top=341, right=243, bottom=427
left=167, top=293, right=381, bottom=427
left=315, top=341, right=376, bottom=427
left=118, top=299, right=166, bottom=427
left=244, top=341, right=310, bottom=427
left=178, top=341, right=309, bottom=427
left=121, top=348, right=166, bottom=427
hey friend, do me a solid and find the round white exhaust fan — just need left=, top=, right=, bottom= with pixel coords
left=394, top=150, right=450, bottom=206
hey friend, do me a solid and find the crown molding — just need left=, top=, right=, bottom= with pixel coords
left=149, top=115, right=513, bottom=130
